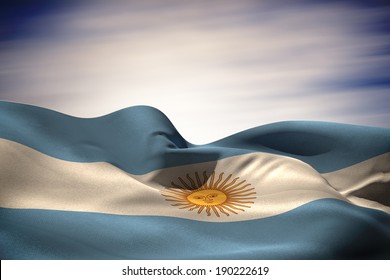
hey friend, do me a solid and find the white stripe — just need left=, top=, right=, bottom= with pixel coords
left=1, top=138, right=387, bottom=222
left=322, top=153, right=390, bottom=213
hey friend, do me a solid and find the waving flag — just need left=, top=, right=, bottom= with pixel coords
left=0, top=101, right=389, bottom=259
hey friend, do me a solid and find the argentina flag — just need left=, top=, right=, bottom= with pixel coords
left=0, top=101, right=389, bottom=259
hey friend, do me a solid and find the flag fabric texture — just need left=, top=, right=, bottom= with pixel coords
left=0, top=101, right=389, bottom=259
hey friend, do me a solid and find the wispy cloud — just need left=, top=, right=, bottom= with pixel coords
left=0, top=0, right=389, bottom=143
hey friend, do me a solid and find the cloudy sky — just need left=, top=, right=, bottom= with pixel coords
left=1, top=0, right=389, bottom=143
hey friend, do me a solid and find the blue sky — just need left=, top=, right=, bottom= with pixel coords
left=0, top=0, right=389, bottom=143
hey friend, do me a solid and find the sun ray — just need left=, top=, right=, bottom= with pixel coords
left=211, top=206, right=220, bottom=217
left=162, top=193, right=187, bottom=200
left=224, top=203, right=246, bottom=212
left=209, top=171, right=215, bottom=188
left=234, top=200, right=254, bottom=204
left=214, top=172, right=224, bottom=187
left=219, top=174, right=232, bottom=188
left=198, top=206, right=205, bottom=214
left=186, top=173, right=196, bottom=189
left=219, top=177, right=239, bottom=190
left=228, top=185, right=253, bottom=194
left=229, top=192, right=255, bottom=197
left=179, top=204, right=195, bottom=209
left=216, top=205, right=230, bottom=216
left=189, top=205, right=200, bottom=211
left=202, top=171, right=208, bottom=186
left=178, top=177, right=191, bottom=190
left=164, top=198, right=185, bottom=203
left=231, top=193, right=257, bottom=197
left=219, top=204, right=238, bottom=215
left=224, top=180, right=246, bottom=191
left=162, top=196, right=186, bottom=202
left=161, top=171, right=256, bottom=218
left=171, top=202, right=191, bottom=207
left=228, top=202, right=251, bottom=208
left=195, top=172, right=202, bottom=187
left=235, top=196, right=257, bottom=200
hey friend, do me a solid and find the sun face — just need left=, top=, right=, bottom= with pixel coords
left=187, top=189, right=227, bottom=206
left=161, top=171, right=256, bottom=217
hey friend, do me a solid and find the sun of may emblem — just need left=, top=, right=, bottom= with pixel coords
left=161, top=171, right=256, bottom=217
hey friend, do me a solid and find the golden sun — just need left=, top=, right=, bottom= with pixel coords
left=161, top=171, right=256, bottom=217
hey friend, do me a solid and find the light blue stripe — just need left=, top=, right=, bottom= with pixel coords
left=0, top=199, right=389, bottom=259
left=0, top=101, right=389, bottom=174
